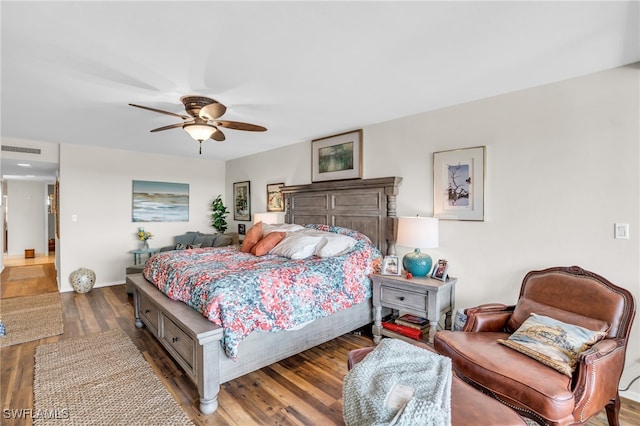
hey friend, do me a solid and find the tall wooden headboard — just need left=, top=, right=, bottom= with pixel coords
left=280, top=177, right=402, bottom=255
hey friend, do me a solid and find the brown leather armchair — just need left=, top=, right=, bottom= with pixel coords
left=434, top=266, right=636, bottom=426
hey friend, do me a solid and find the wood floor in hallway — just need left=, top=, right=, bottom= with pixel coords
left=1, top=263, right=58, bottom=299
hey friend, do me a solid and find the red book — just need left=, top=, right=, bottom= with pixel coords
left=381, top=321, right=423, bottom=340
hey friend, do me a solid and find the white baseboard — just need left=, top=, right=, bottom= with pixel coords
left=621, top=389, right=640, bottom=403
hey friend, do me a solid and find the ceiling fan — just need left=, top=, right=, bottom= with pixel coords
left=129, top=96, right=267, bottom=154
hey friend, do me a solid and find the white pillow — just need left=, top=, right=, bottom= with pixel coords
left=314, top=233, right=357, bottom=257
left=269, top=232, right=324, bottom=259
left=262, top=223, right=305, bottom=237
left=288, top=228, right=357, bottom=257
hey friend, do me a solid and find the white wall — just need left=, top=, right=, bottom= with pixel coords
left=5, top=180, right=47, bottom=256
left=225, top=142, right=310, bottom=232
left=227, top=64, right=640, bottom=400
left=58, top=144, right=225, bottom=292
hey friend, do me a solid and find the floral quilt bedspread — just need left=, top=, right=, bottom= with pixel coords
left=143, top=225, right=382, bottom=359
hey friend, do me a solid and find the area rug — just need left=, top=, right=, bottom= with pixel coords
left=7, top=265, right=45, bottom=281
left=33, top=329, right=193, bottom=425
left=0, top=292, right=63, bottom=347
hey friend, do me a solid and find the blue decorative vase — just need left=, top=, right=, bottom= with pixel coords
left=402, top=249, right=433, bottom=277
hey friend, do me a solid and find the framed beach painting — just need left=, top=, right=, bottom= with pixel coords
left=433, top=146, right=485, bottom=221
left=312, top=129, right=362, bottom=182
left=132, top=180, right=189, bottom=222
left=233, top=181, right=251, bottom=221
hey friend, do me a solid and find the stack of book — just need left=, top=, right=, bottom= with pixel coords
left=381, top=314, right=430, bottom=340
left=395, top=314, right=430, bottom=331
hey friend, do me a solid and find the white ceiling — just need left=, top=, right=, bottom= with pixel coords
left=2, top=1, right=639, bottom=181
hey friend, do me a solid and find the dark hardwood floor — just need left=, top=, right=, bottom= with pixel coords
left=1, top=266, right=639, bottom=425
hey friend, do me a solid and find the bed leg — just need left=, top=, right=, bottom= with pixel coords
left=196, top=339, right=221, bottom=415
left=199, top=397, right=218, bottom=415
left=132, top=287, right=145, bottom=329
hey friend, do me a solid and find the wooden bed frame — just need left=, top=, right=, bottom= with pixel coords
left=127, top=176, right=402, bottom=414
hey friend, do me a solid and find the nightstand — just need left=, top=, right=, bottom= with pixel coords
left=371, top=273, right=457, bottom=344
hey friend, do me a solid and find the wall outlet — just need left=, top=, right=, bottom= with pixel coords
left=614, top=223, right=629, bottom=239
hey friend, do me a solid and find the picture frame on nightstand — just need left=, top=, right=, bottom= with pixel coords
left=381, top=256, right=401, bottom=275
left=431, top=259, right=449, bottom=281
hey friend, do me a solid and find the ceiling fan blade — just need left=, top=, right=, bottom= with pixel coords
left=211, top=129, right=226, bottom=142
left=150, top=122, right=186, bottom=132
left=215, top=120, right=267, bottom=132
left=129, top=103, right=191, bottom=120
left=199, top=102, right=227, bottom=121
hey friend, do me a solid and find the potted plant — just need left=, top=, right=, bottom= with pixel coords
left=211, top=195, right=229, bottom=234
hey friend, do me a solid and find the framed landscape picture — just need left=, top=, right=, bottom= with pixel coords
left=233, top=181, right=251, bottom=221
left=132, top=180, right=189, bottom=222
left=433, top=146, right=485, bottom=221
left=266, top=182, right=285, bottom=212
left=312, top=129, right=362, bottom=182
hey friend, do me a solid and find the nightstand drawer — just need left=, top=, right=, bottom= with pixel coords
left=380, top=286, right=428, bottom=311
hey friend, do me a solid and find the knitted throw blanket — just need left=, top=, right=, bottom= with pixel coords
left=343, top=339, right=452, bottom=426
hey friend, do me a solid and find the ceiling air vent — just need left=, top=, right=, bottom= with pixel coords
left=1, top=145, right=42, bottom=155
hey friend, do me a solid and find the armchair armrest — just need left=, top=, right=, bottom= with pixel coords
left=580, top=339, right=619, bottom=360
left=572, top=338, right=627, bottom=420
left=463, top=304, right=515, bottom=332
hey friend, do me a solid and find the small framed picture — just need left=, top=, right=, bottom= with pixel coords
left=233, top=181, right=251, bottom=221
left=431, top=259, right=449, bottom=281
left=266, top=183, right=285, bottom=212
left=382, top=256, right=401, bottom=276
left=238, top=224, right=246, bottom=235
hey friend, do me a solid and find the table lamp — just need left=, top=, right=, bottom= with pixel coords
left=396, top=216, right=439, bottom=277
left=253, top=212, right=279, bottom=225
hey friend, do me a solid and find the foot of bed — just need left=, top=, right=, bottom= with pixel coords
left=199, top=397, right=218, bottom=415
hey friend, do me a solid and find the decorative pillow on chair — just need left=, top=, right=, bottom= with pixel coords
left=194, top=234, right=216, bottom=247
left=175, top=232, right=199, bottom=246
left=498, top=313, right=607, bottom=376
left=213, top=234, right=233, bottom=247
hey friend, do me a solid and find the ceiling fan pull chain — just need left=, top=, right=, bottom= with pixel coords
left=199, top=141, right=202, bottom=155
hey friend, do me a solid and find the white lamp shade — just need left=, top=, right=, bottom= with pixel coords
left=253, top=212, right=279, bottom=225
left=396, top=216, right=439, bottom=249
left=183, top=124, right=215, bottom=141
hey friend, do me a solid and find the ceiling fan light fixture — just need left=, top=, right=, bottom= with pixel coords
left=183, top=123, right=215, bottom=142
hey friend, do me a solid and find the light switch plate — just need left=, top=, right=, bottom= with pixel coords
left=614, top=223, right=629, bottom=239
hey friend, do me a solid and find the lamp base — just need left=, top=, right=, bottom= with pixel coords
left=402, top=249, right=433, bottom=277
